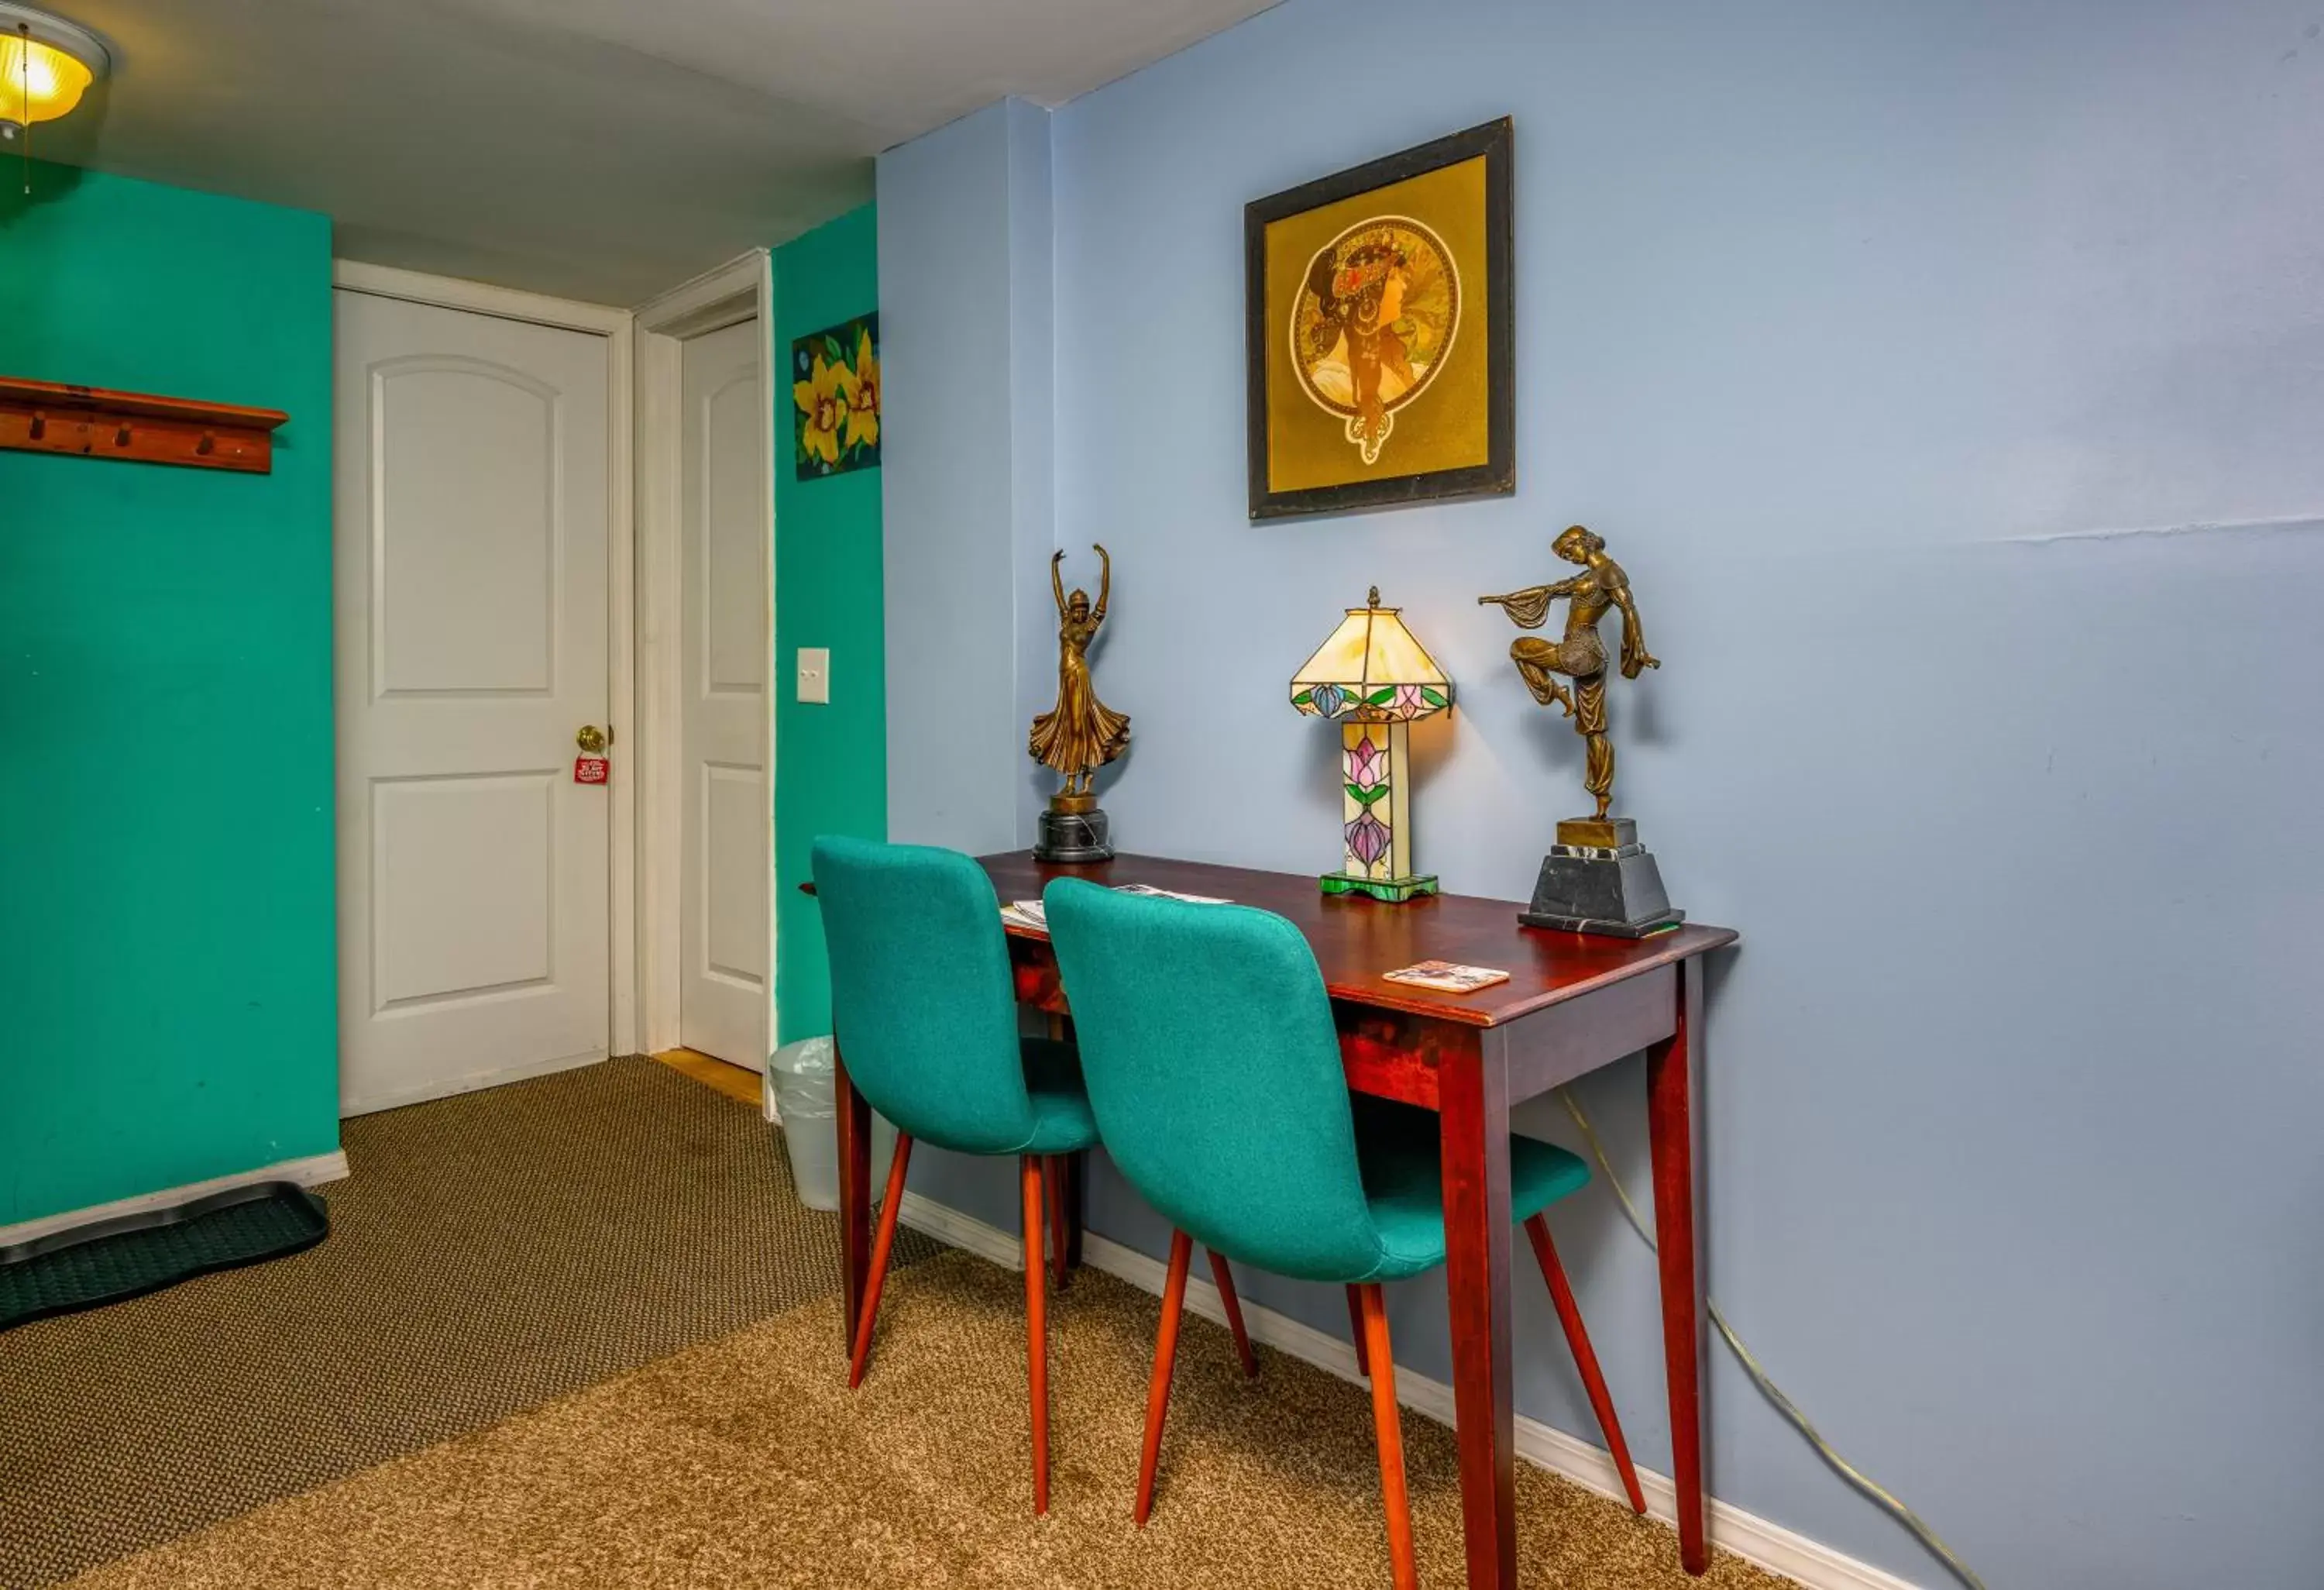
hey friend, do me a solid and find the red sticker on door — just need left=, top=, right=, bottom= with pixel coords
left=574, top=756, right=610, bottom=785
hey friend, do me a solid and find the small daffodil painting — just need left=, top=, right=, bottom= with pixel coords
left=793, top=313, right=881, bottom=479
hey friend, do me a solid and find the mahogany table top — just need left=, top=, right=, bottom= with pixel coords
left=977, top=850, right=1736, bottom=1030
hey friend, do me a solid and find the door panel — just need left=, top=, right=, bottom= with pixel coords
left=335, top=291, right=612, bottom=1115
left=679, top=318, right=770, bottom=1066
left=700, top=761, right=770, bottom=986
left=370, top=773, right=555, bottom=1007
left=371, top=362, right=559, bottom=695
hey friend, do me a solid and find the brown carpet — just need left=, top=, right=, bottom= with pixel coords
left=68, top=1251, right=1797, bottom=1590
left=1, top=1055, right=933, bottom=1589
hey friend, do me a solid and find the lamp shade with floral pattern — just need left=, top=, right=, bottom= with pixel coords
left=1291, top=589, right=1452, bottom=901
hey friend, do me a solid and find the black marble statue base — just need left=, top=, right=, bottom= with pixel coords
left=1034, top=804, right=1114, bottom=864
left=1517, top=817, right=1683, bottom=938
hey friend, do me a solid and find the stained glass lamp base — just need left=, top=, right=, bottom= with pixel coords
left=1319, top=871, right=1439, bottom=903
left=1289, top=591, right=1454, bottom=910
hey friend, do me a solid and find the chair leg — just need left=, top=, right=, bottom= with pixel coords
left=846, top=1132, right=915, bottom=1389
left=1525, top=1212, right=1646, bottom=1515
left=1356, top=1285, right=1418, bottom=1590
left=1135, top=1229, right=1195, bottom=1526
left=1045, top=1154, right=1071, bottom=1290
left=1205, top=1248, right=1259, bottom=1378
left=1346, top=1283, right=1370, bottom=1378
left=1021, top=1155, right=1050, bottom=1516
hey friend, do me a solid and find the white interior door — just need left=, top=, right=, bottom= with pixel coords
left=678, top=317, right=770, bottom=1068
left=335, top=290, right=613, bottom=1115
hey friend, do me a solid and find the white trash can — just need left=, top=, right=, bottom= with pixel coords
left=766, top=1037, right=898, bottom=1212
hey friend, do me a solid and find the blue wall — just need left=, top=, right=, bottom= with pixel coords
left=882, top=101, right=1063, bottom=861
left=879, top=102, right=1071, bottom=1224
left=876, top=2, right=2324, bottom=1585
left=0, top=165, right=339, bottom=1225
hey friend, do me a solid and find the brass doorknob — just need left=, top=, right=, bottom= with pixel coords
left=576, top=724, right=609, bottom=754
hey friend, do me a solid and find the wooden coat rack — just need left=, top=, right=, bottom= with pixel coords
left=0, top=377, right=290, bottom=474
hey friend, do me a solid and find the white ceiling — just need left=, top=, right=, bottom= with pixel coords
left=31, top=0, right=1275, bottom=305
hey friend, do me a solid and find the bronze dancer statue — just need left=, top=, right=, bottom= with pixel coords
left=1029, top=545, right=1130, bottom=800
left=1480, top=525, right=1659, bottom=821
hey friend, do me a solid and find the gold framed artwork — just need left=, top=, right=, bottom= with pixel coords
left=1244, top=118, right=1514, bottom=520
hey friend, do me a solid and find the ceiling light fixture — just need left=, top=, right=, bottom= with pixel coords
left=1, top=2, right=108, bottom=189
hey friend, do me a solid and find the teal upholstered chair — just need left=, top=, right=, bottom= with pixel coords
left=812, top=835, right=1100, bottom=1516
left=1043, top=879, right=1643, bottom=1583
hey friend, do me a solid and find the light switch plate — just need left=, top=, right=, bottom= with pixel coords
left=797, top=647, right=830, bottom=704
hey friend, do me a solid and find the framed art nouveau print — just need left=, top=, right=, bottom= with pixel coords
left=1244, top=117, right=1514, bottom=520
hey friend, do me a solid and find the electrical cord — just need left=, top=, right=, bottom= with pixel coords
left=1554, top=1087, right=1989, bottom=1590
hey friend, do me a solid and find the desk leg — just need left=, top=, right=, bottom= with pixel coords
left=1648, top=962, right=1707, bottom=1575
left=1064, top=1148, right=1087, bottom=1277
left=1441, top=1029, right=1516, bottom=1590
left=1043, top=1017, right=1087, bottom=1279
left=835, top=1048, right=872, bottom=1358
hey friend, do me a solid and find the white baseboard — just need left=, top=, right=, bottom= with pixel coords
left=897, top=1199, right=1921, bottom=1590
left=340, top=1049, right=607, bottom=1118
left=897, top=1191, right=1026, bottom=1271
left=0, top=1149, right=352, bottom=1249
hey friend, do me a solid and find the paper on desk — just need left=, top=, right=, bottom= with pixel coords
left=1002, top=883, right=1228, bottom=933
left=1112, top=883, right=1231, bottom=905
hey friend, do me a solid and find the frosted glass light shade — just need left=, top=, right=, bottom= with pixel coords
left=1290, top=588, right=1452, bottom=722
left=0, top=5, right=108, bottom=131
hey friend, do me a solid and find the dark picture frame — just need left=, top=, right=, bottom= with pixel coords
left=1244, top=117, right=1514, bottom=521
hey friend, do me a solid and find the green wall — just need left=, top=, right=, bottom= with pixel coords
left=0, top=164, right=338, bottom=1225
left=772, top=205, right=885, bottom=1043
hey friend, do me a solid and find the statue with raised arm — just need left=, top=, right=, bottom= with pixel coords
left=1029, top=547, right=1130, bottom=861
left=1480, top=525, right=1659, bottom=821
left=1481, top=525, right=1682, bottom=937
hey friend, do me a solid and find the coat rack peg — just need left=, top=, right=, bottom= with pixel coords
left=0, top=377, right=287, bottom=473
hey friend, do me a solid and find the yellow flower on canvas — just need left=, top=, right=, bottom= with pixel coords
left=792, top=313, right=882, bottom=480
left=793, top=354, right=851, bottom=467
left=845, top=325, right=880, bottom=453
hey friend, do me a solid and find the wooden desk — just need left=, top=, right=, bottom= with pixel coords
left=827, top=851, right=1737, bottom=1585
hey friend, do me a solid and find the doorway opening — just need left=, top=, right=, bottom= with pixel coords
left=331, top=263, right=637, bottom=1117
left=633, top=253, right=778, bottom=1077
left=332, top=254, right=775, bottom=1117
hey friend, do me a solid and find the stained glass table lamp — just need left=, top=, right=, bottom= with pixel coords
left=1291, top=587, right=1453, bottom=902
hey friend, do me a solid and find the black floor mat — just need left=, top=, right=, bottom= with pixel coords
left=1, top=1182, right=328, bottom=1331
